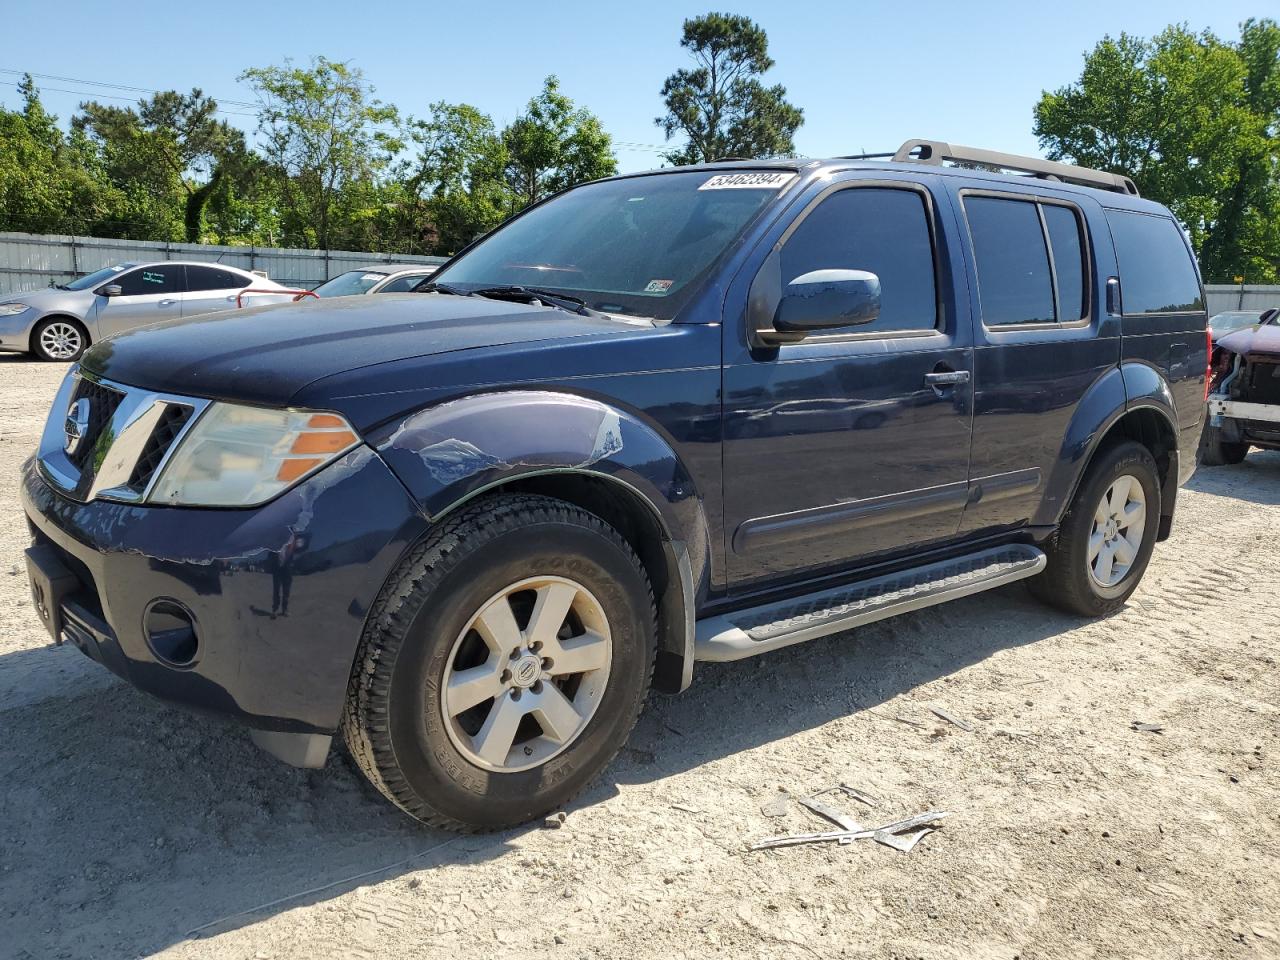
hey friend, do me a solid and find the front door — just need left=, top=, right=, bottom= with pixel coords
left=94, top=263, right=184, bottom=338
left=722, top=178, right=974, bottom=590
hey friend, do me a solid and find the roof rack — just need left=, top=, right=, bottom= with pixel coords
left=841, top=139, right=1140, bottom=197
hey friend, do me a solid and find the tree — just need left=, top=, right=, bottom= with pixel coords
left=75, top=89, right=247, bottom=242
left=1035, top=20, right=1280, bottom=283
left=502, top=76, right=617, bottom=209
left=0, top=76, right=114, bottom=235
left=240, top=57, right=402, bottom=249
left=655, top=12, right=803, bottom=165
left=400, top=102, right=512, bottom=254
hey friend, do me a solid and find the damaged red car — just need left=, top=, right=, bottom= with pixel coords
left=1203, top=308, right=1280, bottom=464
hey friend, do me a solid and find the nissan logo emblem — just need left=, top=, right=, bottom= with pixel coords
left=64, top=398, right=91, bottom=456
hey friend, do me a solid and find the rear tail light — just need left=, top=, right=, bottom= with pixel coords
left=1203, top=330, right=1213, bottom=399
left=1204, top=328, right=1213, bottom=401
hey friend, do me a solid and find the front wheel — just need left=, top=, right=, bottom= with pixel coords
left=31, top=317, right=88, bottom=361
left=342, top=493, right=656, bottom=831
left=1029, top=441, right=1161, bottom=617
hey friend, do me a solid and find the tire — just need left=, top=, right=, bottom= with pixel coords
left=30, top=317, right=88, bottom=362
left=342, top=493, right=657, bottom=831
left=1197, top=422, right=1248, bottom=466
left=1028, top=441, right=1161, bottom=618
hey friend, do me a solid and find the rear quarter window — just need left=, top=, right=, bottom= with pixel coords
left=1106, top=211, right=1203, bottom=314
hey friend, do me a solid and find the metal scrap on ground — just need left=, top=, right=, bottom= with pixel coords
left=1131, top=721, right=1165, bottom=734
left=797, top=795, right=862, bottom=832
left=760, top=793, right=789, bottom=818
left=750, top=810, right=952, bottom=851
left=929, top=706, right=974, bottom=731
left=836, top=784, right=878, bottom=807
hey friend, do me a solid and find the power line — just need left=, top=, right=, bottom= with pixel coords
left=0, top=80, right=258, bottom=118
left=0, top=68, right=261, bottom=112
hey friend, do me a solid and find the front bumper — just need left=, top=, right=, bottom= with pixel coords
left=1208, top=397, right=1280, bottom=448
left=20, top=447, right=428, bottom=739
left=0, top=310, right=36, bottom=352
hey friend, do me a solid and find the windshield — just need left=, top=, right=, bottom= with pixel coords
left=431, top=170, right=792, bottom=319
left=64, top=263, right=134, bottom=291
left=312, top=270, right=388, bottom=297
left=1210, top=311, right=1266, bottom=335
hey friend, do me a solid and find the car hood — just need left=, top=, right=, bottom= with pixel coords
left=1216, top=324, right=1280, bottom=361
left=80, top=294, right=650, bottom=406
left=1, top=287, right=89, bottom=308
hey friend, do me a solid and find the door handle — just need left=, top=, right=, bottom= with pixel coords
left=159, top=299, right=176, bottom=306
left=924, top=370, right=970, bottom=386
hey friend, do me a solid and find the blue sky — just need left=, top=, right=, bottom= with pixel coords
left=0, top=0, right=1266, bottom=172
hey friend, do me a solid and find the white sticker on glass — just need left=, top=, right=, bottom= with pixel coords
left=698, top=172, right=798, bottom=191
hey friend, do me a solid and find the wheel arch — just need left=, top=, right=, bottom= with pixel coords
left=1036, top=363, right=1180, bottom=540
left=374, top=390, right=710, bottom=693
left=29, top=313, right=92, bottom=356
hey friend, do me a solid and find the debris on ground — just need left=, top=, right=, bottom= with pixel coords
left=836, top=784, right=878, bottom=807
left=797, top=795, right=862, bottom=831
left=670, top=803, right=700, bottom=814
left=543, top=812, right=568, bottom=829
left=894, top=715, right=927, bottom=728
left=760, top=792, right=789, bottom=818
left=750, top=810, right=951, bottom=852
left=1131, top=721, right=1165, bottom=734
left=929, top=706, right=974, bottom=732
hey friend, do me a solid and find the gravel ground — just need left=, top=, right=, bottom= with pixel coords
left=1, top=354, right=1277, bottom=960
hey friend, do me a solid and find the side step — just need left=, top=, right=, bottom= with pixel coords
left=694, top=544, right=1046, bottom=663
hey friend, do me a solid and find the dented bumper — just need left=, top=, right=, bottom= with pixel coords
left=20, top=448, right=428, bottom=737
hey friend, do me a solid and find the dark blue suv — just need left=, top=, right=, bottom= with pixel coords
left=22, top=139, right=1208, bottom=830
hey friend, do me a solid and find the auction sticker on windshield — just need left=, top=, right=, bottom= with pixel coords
left=698, top=172, right=797, bottom=190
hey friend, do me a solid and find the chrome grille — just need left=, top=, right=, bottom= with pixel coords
left=127, top=405, right=194, bottom=493
left=66, top=379, right=124, bottom=469
left=37, top=368, right=210, bottom=504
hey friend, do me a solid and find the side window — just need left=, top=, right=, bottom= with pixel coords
left=779, top=187, right=938, bottom=332
left=964, top=197, right=1055, bottom=325
left=1043, top=205, right=1086, bottom=323
left=1106, top=211, right=1203, bottom=314
left=186, top=265, right=249, bottom=292
left=115, top=264, right=183, bottom=296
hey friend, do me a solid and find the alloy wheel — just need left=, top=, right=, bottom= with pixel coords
left=1087, top=474, right=1146, bottom=587
left=39, top=322, right=83, bottom=360
left=440, top=576, right=612, bottom=773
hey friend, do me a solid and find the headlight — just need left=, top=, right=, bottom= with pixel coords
left=0, top=303, right=30, bottom=316
left=149, top=403, right=360, bottom=507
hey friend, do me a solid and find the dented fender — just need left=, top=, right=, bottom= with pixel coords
left=373, top=389, right=712, bottom=585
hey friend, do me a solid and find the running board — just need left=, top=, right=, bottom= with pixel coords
left=694, top=544, right=1046, bottom=662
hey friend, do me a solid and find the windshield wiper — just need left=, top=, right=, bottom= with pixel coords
left=416, top=281, right=473, bottom=296
left=470, top=285, right=596, bottom=317
left=54, top=284, right=70, bottom=291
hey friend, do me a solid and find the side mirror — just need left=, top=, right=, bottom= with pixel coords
left=769, top=269, right=881, bottom=342
left=100, top=284, right=123, bottom=298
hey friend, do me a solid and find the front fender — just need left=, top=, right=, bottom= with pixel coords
left=374, top=390, right=711, bottom=583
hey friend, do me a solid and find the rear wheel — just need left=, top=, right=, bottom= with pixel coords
left=1029, top=441, right=1161, bottom=617
left=1198, top=423, right=1248, bottom=466
left=31, top=317, right=88, bottom=362
left=342, top=493, right=656, bottom=831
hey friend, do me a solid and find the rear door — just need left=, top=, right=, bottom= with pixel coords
left=95, top=264, right=185, bottom=338
left=1104, top=209, right=1207, bottom=439
left=722, top=175, right=975, bottom=590
left=953, top=185, right=1121, bottom=535
left=181, top=265, right=253, bottom=317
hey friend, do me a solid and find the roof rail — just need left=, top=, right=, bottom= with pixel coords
left=890, top=139, right=1140, bottom=197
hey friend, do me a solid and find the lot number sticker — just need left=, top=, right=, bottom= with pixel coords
left=698, top=172, right=797, bottom=191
